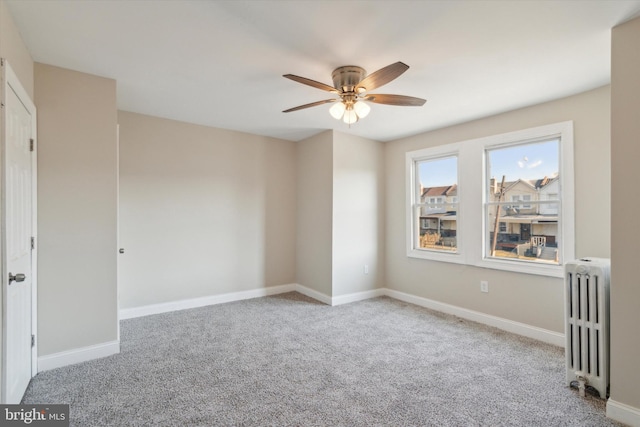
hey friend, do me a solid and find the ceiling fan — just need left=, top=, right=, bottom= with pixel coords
left=282, top=61, right=426, bottom=124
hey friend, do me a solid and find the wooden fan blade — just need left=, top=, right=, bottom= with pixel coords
left=283, top=99, right=338, bottom=113
left=356, top=62, right=409, bottom=92
left=363, top=94, right=426, bottom=106
left=283, top=74, right=339, bottom=93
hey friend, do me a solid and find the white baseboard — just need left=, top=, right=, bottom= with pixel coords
left=36, top=285, right=567, bottom=374
left=119, top=283, right=564, bottom=347
left=294, top=285, right=384, bottom=306
left=607, top=399, right=640, bottom=427
left=294, top=284, right=332, bottom=305
left=120, top=284, right=296, bottom=320
left=383, top=289, right=565, bottom=347
left=331, top=288, right=385, bottom=306
left=295, top=286, right=562, bottom=346
left=38, top=340, right=120, bottom=372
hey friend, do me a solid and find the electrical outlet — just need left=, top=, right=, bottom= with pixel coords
left=480, top=281, right=489, bottom=293
left=364, top=264, right=369, bottom=274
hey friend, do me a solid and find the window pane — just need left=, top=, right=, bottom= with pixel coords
left=486, top=139, right=559, bottom=264
left=416, top=156, right=457, bottom=252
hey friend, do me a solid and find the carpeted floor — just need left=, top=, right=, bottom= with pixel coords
left=23, top=293, right=619, bottom=426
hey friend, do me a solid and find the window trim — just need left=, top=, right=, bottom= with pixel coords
left=406, top=121, right=574, bottom=277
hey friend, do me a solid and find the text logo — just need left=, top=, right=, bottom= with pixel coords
left=0, top=405, right=69, bottom=427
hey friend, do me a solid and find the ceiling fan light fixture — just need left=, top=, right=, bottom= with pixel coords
left=353, top=101, right=370, bottom=119
left=329, top=101, right=346, bottom=120
left=284, top=62, right=425, bottom=125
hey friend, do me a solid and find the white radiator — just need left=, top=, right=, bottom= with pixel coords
left=565, top=258, right=610, bottom=399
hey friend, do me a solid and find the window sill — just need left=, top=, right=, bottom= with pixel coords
left=407, top=248, right=467, bottom=264
left=407, top=250, right=564, bottom=277
left=475, top=258, right=564, bottom=278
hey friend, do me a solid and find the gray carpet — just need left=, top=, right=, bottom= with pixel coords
left=23, top=293, right=619, bottom=426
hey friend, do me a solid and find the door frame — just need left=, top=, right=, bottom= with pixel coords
left=1, top=59, right=38, bottom=402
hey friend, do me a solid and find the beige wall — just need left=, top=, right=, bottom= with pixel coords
left=0, top=0, right=33, bottom=98
left=385, top=86, right=610, bottom=333
left=118, top=111, right=296, bottom=308
left=610, top=15, right=640, bottom=416
left=295, top=130, right=385, bottom=299
left=35, top=63, right=118, bottom=355
left=333, top=131, right=385, bottom=296
left=295, top=131, right=333, bottom=296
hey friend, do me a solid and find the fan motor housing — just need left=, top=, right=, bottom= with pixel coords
left=332, top=66, right=366, bottom=92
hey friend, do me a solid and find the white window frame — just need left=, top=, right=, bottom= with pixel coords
left=406, top=146, right=464, bottom=264
left=406, top=121, right=574, bottom=277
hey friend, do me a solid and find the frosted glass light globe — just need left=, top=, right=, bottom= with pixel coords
left=329, top=102, right=346, bottom=120
left=353, top=101, right=370, bottom=118
left=343, top=108, right=358, bottom=124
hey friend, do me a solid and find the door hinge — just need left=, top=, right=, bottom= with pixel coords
left=31, top=237, right=35, bottom=250
left=30, top=139, right=34, bottom=152
left=31, top=335, right=35, bottom=347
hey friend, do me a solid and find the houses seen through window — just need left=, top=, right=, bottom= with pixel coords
left=415, top=156, right=458, bottom=252
left=486, top=138, right=560, bottom=264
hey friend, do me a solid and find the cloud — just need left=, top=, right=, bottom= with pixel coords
left=517, top=156, right=528, bottom=168
left=527, top=160, right=543, bottom=169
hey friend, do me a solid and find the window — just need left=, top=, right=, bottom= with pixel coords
left=407, top=121, right=574, bottom=277
left=406, top=152, right=461, bottom=261
left=486, top=138, right=561, bottom=266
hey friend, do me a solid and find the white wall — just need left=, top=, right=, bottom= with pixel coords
left=610, top=15, right=640, bottom=422
left=332, top=131, right=385, bottom=296
left=385, top=86, right=610, bottom=333
left=35, top=63, right=118, bottom=355
left=118, top=111, right=297, bottom=309
left=295, top=131, right=333, bottom=297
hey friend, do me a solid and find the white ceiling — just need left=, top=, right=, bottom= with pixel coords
left=7, top=0, right=640, bottom=142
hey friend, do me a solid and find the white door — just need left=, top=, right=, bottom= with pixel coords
left=2, top=62, right=35, bottom=404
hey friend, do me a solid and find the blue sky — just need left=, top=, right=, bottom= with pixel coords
left=419, top=139, right=559, bottom=187
left=419, top=156, right=457, bottom=187
left=487, top=139, right=559, bottom=182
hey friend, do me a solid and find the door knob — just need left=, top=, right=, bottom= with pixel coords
left=119, top=248, right=125, bottom=254
left=8, top=272, right=26, bottom=284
